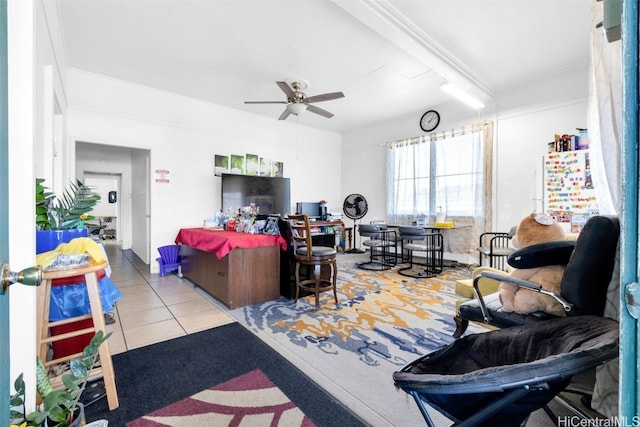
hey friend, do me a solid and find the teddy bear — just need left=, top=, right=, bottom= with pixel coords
left=498, top=212, right=567, bottom=316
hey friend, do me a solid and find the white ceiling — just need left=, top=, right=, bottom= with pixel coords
left=58, top=0, right=592, bottom=133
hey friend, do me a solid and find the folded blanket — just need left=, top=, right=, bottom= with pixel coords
left=36, top=237, right=107, bottom=270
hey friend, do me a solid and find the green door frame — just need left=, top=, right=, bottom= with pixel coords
left=620, top=0, right=640, bottom=419
left=1, top=0, right=12, bottom=424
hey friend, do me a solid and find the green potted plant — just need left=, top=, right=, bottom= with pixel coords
left=35, top=179, right=101, bottom=253
left=10, top=331, right=110, bottom=427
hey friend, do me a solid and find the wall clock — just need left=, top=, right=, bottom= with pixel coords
left=420, top=110, right=440, bottom=132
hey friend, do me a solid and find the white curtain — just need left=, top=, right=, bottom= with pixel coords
left=386, top=122, right=493, bottom=255
left=386, top=136, right=430, bottom=226
left=587, top=0, right=623, bottom=417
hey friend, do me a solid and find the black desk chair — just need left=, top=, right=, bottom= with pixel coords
left=288, top=214, right=338, bottom=311
left=397, top=226, right=443, bottom=278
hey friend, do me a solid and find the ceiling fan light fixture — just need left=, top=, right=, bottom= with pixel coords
left=441, top=83, right=485, bottom=110
left=287, top=103, right=307, bottom=115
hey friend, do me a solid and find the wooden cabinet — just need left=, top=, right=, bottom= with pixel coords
left=180, top=244, right=280, bottom=309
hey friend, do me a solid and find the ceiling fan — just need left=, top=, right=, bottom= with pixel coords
left=244, top=79, right=345, bottom=121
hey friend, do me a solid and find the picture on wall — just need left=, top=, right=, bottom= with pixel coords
left=246, top=153, right=259, bottom=176
left=230, top=154, right=245, bottom=174
left=274, top=161, right=284, bottom=177
left=260, top=157, right=272, bottom=176
left=214, top=155, right=229, bottom=176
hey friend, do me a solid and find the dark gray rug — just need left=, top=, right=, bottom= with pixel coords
left=84, top=322, right=365, bottom=426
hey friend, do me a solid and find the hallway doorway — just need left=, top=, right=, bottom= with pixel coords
left=76, top=142, right=151, bottom=265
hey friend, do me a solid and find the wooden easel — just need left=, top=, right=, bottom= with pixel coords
left=37, top=261, right=119, bottom=410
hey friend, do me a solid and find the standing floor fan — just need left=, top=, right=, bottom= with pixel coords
left=342, top=193, right=368, bottom=253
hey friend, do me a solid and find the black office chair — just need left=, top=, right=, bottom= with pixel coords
left=398, top=226, right=443, bottom=278
left=357, top=223, right=397, bottom=270
left=454, top=215, right=619, bottom=338
left=476, top=226, right=516, bottom=271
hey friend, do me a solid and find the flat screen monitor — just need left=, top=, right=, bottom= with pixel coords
left=296, top=202, right=325, bottom=220
left=221, top=174, right=291, bottom=217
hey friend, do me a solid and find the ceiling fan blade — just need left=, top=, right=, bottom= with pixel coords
left=244, top=101, right=287, bottom=104
left=276, top=81, right=296, bottom=99
left=278, top=108, right=292, bottom=120
left=305, top=92, right=345, bottom=103
left=306, top=104, right=334, bottom=118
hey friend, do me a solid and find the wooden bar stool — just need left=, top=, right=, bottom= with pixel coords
left=37, top=261, right=119, bottom=410
left=288, top=215, right=338, bottom=311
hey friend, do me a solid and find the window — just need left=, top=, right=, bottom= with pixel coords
left=387, top=122, right=492, bottom=227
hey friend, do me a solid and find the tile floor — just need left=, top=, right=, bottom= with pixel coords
left=99, top=242, right=594, bottom=426
left=102, top=241, right=235, bottom=355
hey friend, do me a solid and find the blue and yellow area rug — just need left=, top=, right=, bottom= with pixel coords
left=230, top=256, right=485, bottom=427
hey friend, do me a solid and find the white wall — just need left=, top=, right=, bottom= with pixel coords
left=131, top=149, right=150, bottom=263
left=83, top=176, right=119, bottom=218
left=67, top=70, right=343, bottom=272
left=494, top=100, right=588, bottom=231
left=341, top=66, right=589, bottom=235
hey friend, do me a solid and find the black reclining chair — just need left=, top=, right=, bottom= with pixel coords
left=393, top=315, right=619, bottom=427
left=454, top=215, right=619, bottom=337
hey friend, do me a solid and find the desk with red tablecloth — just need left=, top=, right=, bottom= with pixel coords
left=175, top=228, right=286, bottom=309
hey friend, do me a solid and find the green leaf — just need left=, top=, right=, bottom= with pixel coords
left=35, top=359, right=54, bottom=399
left=26, top=410, right=47, bottom=426
left=47, top=404, right=67, bottom=422
left=35, top=178, right=100, bottom=230
left=67, top=359, right=87, bottom=383
left=13, top=372, right=25, bottom=393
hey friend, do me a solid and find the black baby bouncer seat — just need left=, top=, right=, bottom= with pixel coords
left=393, top=315, right=619, bottom=427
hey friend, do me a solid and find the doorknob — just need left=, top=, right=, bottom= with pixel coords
left=1, top=263, right=43, bottom=295
left=624, top=282, right=640, bottom=320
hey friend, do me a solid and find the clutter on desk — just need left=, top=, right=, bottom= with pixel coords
left=204, top=203, right=279, bottom=234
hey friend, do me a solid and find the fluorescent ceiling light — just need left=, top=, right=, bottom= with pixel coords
left=441, top=83, right=485, bottom=109
left=287, top=103, right=307, bottom=115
